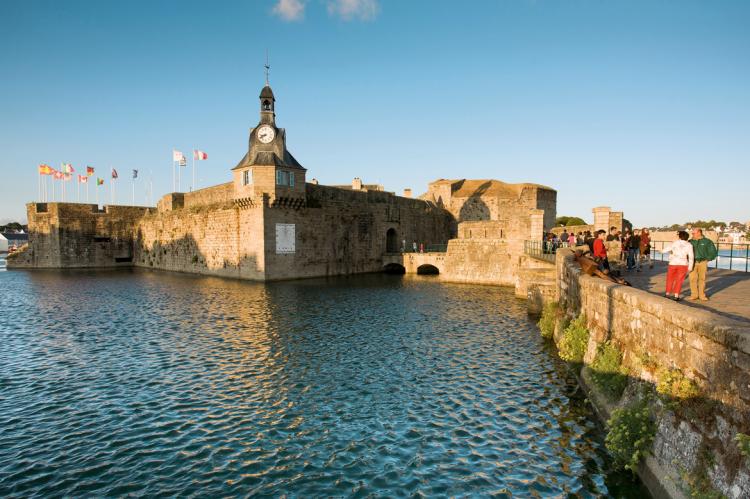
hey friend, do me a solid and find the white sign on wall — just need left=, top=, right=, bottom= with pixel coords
left=275, top=223, right=296, bottom=254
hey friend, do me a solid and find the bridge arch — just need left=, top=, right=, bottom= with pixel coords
left=383, top=262, right=406, bottom=274
left=417, top=264, right=440, bottom=275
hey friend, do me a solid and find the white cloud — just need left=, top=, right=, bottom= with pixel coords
left=272, top=0, right=306, bottom=22
left=327, top=0, right=380, bottom=21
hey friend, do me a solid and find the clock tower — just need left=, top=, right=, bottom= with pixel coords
left=232, top=81, right=307, bottom=203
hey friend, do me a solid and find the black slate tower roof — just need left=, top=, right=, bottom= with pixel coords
left=233, top=83, right=306, bottom=171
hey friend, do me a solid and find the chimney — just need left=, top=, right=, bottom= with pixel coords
left=403, top=188, right=412, bottom=198
left=352, top=177, right=363, bottom=191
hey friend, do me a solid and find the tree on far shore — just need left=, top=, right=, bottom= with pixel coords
left=556, top=216, right=587, bottom=227
left=0, top=222, right=27, bottom=233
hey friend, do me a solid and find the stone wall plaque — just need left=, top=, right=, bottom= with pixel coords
left=275, top=223, right=295, bottom=254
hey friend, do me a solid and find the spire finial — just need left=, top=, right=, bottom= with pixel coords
left=264, top=49, right=270, bottom=86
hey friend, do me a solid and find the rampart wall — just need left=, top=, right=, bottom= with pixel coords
left=11, top=203, right=150, bottom=268
left=13, top=183, right=454, bottom=281
left=556, top=248, right=750, bottom=497
left=262, top=184, right=454, bottom=280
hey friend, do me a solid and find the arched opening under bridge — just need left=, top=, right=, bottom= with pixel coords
left=417, top=264, right=440, bottom=275
left=383, top=263, right=406, bottom=274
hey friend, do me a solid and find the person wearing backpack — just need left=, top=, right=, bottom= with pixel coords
left=689, top=228, right=718, bottom=301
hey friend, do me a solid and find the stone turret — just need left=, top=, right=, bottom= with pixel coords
left=232, top=82, right=306, bottom=203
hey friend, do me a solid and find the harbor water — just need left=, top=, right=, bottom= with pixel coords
left=0, top=269, right=649, bottom=497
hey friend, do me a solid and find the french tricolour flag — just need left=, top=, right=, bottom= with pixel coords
left=193, top=150, right=208, bottom=160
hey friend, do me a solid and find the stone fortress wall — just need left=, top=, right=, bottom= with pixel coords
left=556, top=248, right=750, bottom=498
left=413, top=178, right=557, bottom=287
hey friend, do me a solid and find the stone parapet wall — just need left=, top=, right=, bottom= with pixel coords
left=183, top=182, right=234, bottom=209
left=556, top=248, right=750, bottom=497
left=557, top=249, right=750, bottom=414
left=439, top=239, right=519, bottom=286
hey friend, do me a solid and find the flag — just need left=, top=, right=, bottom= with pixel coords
left=62, top=163, right=75, bottom=174
left=64, top=173, right=72, bottom=181
left=132, top=169, right=138, bottom=179
left=193, top=150, right=208, bottom=160
left=86, top=166, right=94, bottom=176
left=78, top=175, right=88, bottom=184
left=53, top=171, right=64, bottom=180
left=38, top=164, right=52, bottom=175
left=172, top=150, right=185, bottom=162
left=111, top=168, right=118, bottom=179
left=97, top=178, right=104, bottom=186
left=179, top=157, right=187, bottom=167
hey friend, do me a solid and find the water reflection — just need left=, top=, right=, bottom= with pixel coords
left=0, top=269, right=648, bottom=497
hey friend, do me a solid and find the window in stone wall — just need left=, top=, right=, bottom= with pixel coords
left=243, top=170, right=252, bottom=186
left=276, top=170, right=295, bottom=187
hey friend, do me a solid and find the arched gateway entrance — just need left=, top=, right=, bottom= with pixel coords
left=386, top=228, right=399, bottom=253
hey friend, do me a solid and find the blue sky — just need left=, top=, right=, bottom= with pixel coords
left=1, top=0, right=748, bottom=227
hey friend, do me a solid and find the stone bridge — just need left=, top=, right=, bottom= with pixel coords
left=382, top=252, right=445, bottom=275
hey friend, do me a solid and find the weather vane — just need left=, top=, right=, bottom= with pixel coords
left=264, top=49, right=270, bottom=85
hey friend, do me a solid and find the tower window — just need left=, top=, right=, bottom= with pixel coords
left=242, top=169, right=252, bottom=186
left=276, top=170, right=295, bottom=187
left=263, top=100, right=271, bottom=111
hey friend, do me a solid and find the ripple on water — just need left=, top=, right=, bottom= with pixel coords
left=0, top=269, right=649, bottom=497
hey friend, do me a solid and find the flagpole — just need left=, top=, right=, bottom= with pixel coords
left=96, top=182, right=99, bottom=206
left=132, top=177, right=135, bottom=205
left=77, top=178, right=80, bottom=202
left=86, top=180, right=89, bottom=203
left=38, top=172, right=41, bottom=202
left=178, top=161, right=181, bottom=192
left=172, top=159, right=176, bottom=192
left=192, top=148, right=195, bottom=192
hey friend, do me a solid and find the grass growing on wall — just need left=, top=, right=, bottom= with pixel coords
left=537, top=302, right=559, bottom=339
left=558, top=315, right=589, bottom=363
left=590, top=341, right=628, bottom=401
left=605, top=399, right=656, bottom=472
left=656, top=368, right=701, bottom=401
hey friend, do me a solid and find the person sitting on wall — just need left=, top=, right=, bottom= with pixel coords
left=592, top=230, right=610, bottom=273
left=574, top=249, right=631, bottom=286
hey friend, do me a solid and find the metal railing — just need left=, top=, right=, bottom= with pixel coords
left=650, top=241, right=750, bottom=272
left=524, top=240, right=571, bottom=262
left=401, top=243, right=448, bottom=253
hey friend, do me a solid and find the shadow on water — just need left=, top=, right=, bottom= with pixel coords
left=0, top=268, right=649, bottom=497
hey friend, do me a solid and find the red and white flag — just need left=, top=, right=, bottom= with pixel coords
left=172, top=150, right=185, bottom=162
left=53, top=171, right=64, bottom=180
left=193, top=150, right=208, bottom=160
left=78, top=175, right=88, bottom=184
left=111, top=168, right=119, bottom=179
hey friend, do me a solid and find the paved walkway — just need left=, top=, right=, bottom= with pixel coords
left=615, top=260, right=750, bottom=325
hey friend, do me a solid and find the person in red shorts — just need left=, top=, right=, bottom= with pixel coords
left=661, top=230, right=694, bottom=301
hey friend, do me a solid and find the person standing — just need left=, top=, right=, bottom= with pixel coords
left=627, top=229, right=642, bottom=272
left=640, top=228, right=652, bottom=269
left=662, top=231, right=694, bottom=301
left=568, top=231, right=576, bottom=247
left=689, top=228, right=718, bottom=301
left=561, top=229, right=569, bottom=246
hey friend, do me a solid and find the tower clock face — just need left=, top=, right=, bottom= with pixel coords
left=257, top=125, right=275, bottom=144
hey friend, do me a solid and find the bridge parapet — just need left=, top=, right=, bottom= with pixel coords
left=382, top=252, right=446, bottom=275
